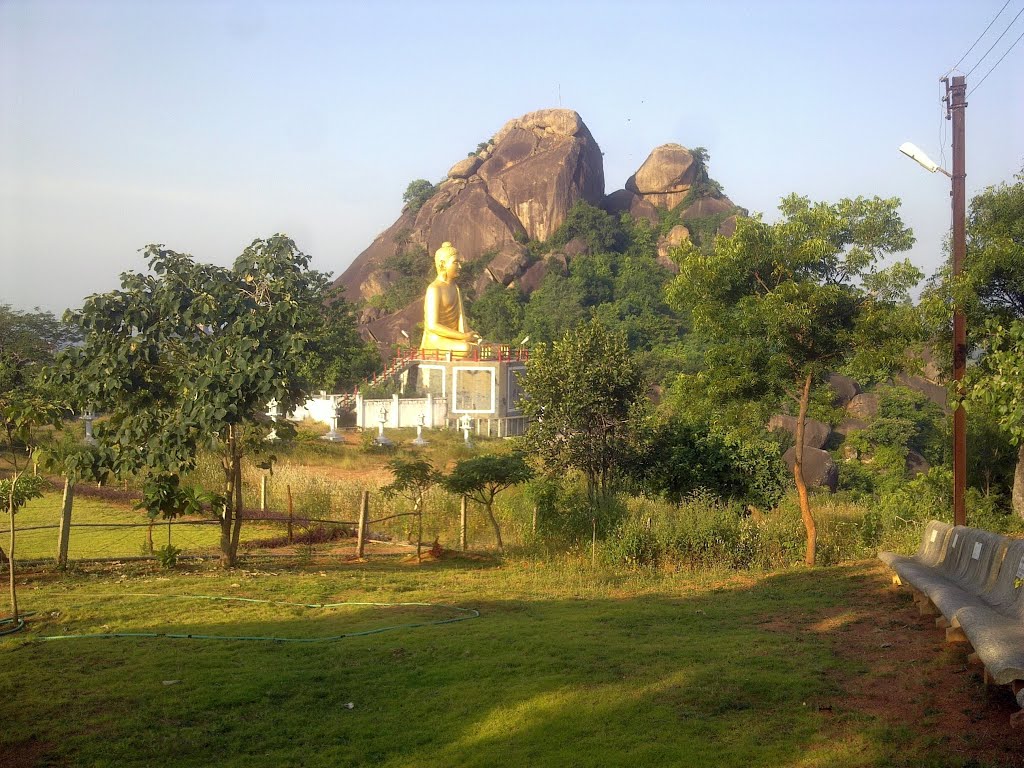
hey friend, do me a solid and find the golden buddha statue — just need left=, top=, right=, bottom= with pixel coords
left=419, top=242, right=482, bottom=354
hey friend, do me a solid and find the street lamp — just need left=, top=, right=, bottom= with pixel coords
left=899, top=75, right=967, bottom=526
left=898, top=143, right=952, bottom=177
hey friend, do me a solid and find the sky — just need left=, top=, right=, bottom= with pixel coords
left=1, top=0, right=1022, bottom=316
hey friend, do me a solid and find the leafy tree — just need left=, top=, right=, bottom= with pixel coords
left=0, top=306, right=71, bottom=609
left=668, top=194, right=920, bottom=565
left=0, top=389, right=61, bottom=621
left=402, top=179, right=438, bottom=214
left=381, top=458, right=440, bottom=560
left=970, top=319, right=1024, bottom=518
left=442, top=453, right=533, bottom=551
left=520, top=319, right=645, bottom=502
left=300, top=292, right=380, bottom=392
left=468, top=283, right=525, bottom=343
left=548, top=200, right=624, bottom=253
left=625, top=417, right=787, bottom=509
left=944, top=170, right=1024, bottom=515
left=55, top=235, right=338, bottom=567
left=521, top=272, right=586, bottom=343
left=0, top=304, right=80, bottom=375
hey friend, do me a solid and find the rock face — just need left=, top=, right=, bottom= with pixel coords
left=827, top=373, right=861, bottom=407
left=846, top=393, right=880, bottom=420
left=783, top=447, right=838, bottom=493
left=625, top=144, right=698, bottom=210
left=768, top=415, right=832, bottom=450
left=603, top=189, right=659, bottom=224
left=333, top=108, right=605, bottom=341
left=655, top=225, right=690, bottom=273
left=478, top=109, right=605, bottom=242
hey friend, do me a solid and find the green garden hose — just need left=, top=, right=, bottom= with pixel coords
left=30, top=593, right=479, bottom=643
left=0, top=612, right=35, bottom=637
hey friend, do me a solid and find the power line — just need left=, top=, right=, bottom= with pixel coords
left=968, top=26, right=1024, bottom=94
left=965, top=5, right=1024, bottom=76
left=944, top=0, right=1013, bottom=76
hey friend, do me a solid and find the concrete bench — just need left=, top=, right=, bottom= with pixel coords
left=879, top=521, right=1024, bottom=727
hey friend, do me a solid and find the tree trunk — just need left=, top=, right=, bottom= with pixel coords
left=57, top=477, right=74, bottom=568
left=460, top=495, right=468, bottom=551
left=228, top=442, right=244, bottom=565
left=1013, top=443, right=1024, bottom=520
left=794, top=372, right=817, bottom=567
left=484, top=500, right=503, bottom=552
left=219, top=426, right=235, bottom=568
left=8, top=474, right=18, bottom=623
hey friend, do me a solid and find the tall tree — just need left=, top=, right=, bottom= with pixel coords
left=970, top=320, right=1024, bottom=518
left=668, top=194, right=920, bottom=565
left=519, top=319, right=644, bottom=502
left=951, top=170, right=1024, bottom=515
left=56, top=235, right=347, bottom=567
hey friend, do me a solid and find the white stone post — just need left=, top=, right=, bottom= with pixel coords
left=391, top=393, right=400, bottom=428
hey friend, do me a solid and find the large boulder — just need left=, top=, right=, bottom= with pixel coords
left=895, top=373, right=948, bottom=410
left=906, top=450, right=930, bottom=477
left=846, top=393, right=880, bottom=420
left=477, top=109, right=605, bottom=242
left=783, top=447, right=838, bottom=493
left=655, top=225, right=690, bottom=273
left=768, top=415, right=832, bottom=450
left=716, top=215, right=739, bottom=238
left=625, top=144, right=698, bottom=210
left=603, top=188, right=660, bottom=224
left=678, top=196, right=736, bottom=220
left=827, top=373, right=861, bottom=407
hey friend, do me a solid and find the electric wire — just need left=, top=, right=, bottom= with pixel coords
left=25, top=593, right=480, bottom=643
left=944, top=0, right=1013, bottom=77
left=968, top=26, right=1024, bottom=95
left=965, top=5, right=1024, bottom=77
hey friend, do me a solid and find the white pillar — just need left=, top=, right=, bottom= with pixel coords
left=425, top=393, right=434, bottom=428
left=391, top=394, right=400, bottom=428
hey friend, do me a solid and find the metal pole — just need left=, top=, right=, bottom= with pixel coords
left=948, top=75, right=967, bottom=527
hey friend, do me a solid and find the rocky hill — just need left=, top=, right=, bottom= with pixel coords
left=333, top=108, right=741, bottom=345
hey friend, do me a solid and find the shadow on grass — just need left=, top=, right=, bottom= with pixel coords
left=3, top=565, right=1023, bottom=768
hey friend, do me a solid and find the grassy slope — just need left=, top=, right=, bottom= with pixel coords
left=3, top=556, right=1018, bottom=768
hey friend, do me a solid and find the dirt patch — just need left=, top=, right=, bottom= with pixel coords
left=4, top=739, right=62, bottom=768
left=791, top=562, right=1024, bottom=766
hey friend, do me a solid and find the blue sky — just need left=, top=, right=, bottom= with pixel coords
left=2, top=0, right=1022, bottom=314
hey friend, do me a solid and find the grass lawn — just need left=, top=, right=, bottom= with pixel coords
left=3, top=555, right=1023, bottom=767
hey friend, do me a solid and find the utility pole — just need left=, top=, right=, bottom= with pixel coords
left=945, top=74, right=967, bottom=527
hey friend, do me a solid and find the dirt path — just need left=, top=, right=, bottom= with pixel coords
left=815, top=562, right=1024, bottom=766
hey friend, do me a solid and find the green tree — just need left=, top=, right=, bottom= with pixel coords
left=951, top=170, right=1024, bottom=515
left=468, top=283, right=525, bottom=343
left=55, top=235, right=338, bottom=567
left=668, top=194, right=920, bottom=565
left=402, top=179, right=438, bottom=214
left=520, top=319, right=645, bottom=502
left=970, top=319, right=1024, bottom=518
left=521, top=272, right=586, bottom=343
left=0, top=386, right=61, bottom=621
left=381, top=458, right=440, bottom=560
left=300, top=292, right=380, bottom=392
left=442, top=453, right=533, bottom=551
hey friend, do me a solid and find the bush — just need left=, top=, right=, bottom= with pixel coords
left=603, top=491, right=805, bottom=571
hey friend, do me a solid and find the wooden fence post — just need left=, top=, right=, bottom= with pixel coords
left=286, top=484, right=294, bottom=544
left=56, top=476, right=74, bottom=569
left=357, top=490, right=369, bottom=558
left=460, top=495, right=468, bottom=551
left=261, top=475, right=268, bottom=512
